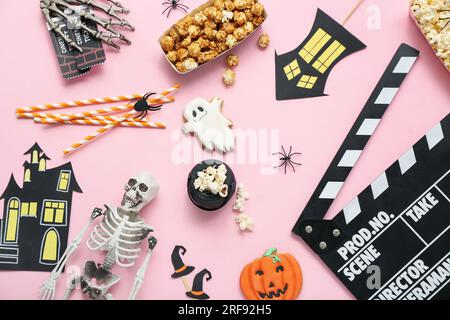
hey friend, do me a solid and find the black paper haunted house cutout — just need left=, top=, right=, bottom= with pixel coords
left=0, top=143, right=82, bottom=272
left=275, top=9, right=366, bottom=100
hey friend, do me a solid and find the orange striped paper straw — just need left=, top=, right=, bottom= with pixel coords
left=38, top=115, right=150, bottom=123
left=16, top=94, right=144, bottom=113
left=63, top=110, right=137, bottom=155
left=35, top=117, right=166, bottom=129
left=16, top=84, right=180, bottom=114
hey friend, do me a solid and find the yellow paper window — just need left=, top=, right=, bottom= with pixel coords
left=5, top=199, right=19, bottom=242
left=21, top=203, right=29, bottom=216
left=55, top=209, right=65, bottom=223
left=44, top=208, right=54, bottom=223
left=299, top=28, right=331, bottom=63
left=297, top=75, right=318, bottom=89
left=312, top=40, right=346, bottom=74
left=41, top=230, right=58, bottom=262
left=42, top=201, right=65, bottom=224
left=58, top=171, right=70, bottom=192
left=29, top=203, right=38, bottom=217
left=283, top=60, right=301, bottom=80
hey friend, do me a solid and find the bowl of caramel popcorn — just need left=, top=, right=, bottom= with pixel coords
left=159, top=0, right=267, bottom=74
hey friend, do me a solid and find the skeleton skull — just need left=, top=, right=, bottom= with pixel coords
left=121, top=172, right=159, bottom=212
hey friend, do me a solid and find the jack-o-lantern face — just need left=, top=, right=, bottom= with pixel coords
left=240, top=248, right=302, bottom=300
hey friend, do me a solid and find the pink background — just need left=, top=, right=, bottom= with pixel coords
left=0, top=0, right=448, bottom=300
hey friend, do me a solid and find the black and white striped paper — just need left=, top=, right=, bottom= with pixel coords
left=293, top=44, right=450, bottom=299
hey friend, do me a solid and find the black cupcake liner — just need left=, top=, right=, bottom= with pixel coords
left=187, top=159, right=236, bottom=211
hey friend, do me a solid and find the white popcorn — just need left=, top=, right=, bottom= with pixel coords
left=208, top=181, right=220, bottom=194
left=193, top=165, right=229, bottom=198
left=233, top=183, right=250, bottom=212
left=206, top=166, right=217, bottom=175
left=183, top=58, right=199, bottom=71
left=217, top=164, right=227, bottom=174
left=411, top=0, right=449, bottom=70
left=235, top=214, right=254, bottom=231
left=222, top=10, right=234, bottom=23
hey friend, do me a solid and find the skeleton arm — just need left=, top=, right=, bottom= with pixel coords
left=40, top=207, right=104, bottom=300
left=128, top=235, right=157, bottom=300
left=40, top=0, right=133, bottom=52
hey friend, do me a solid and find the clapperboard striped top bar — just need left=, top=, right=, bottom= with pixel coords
left=292, top=43, right=419, bottom=226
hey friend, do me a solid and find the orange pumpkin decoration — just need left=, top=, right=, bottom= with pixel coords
left=240, top=248, right=302, bottom=300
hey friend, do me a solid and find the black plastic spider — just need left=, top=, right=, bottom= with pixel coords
left=273, top=145, right=302, bottom=174
left=162, top=0, right=189, bottom=18
left=133, top=92, right=162, bottom=120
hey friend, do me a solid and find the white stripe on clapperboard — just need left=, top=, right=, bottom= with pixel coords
left=341, top=120, right=445, bottom=224
left=338, top=169, right=450, bottom=275
left=395, top=252, right=450, bottom=300
left=318, top=55, right=419, bottom=223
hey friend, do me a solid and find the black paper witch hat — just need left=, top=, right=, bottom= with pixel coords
left=186, top=269, right=212, bottom=300
left=275, top=8, right=366, bottom=100
left=171, top=245, right=195, bottom=278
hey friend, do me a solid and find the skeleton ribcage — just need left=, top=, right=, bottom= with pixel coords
left=87, top=208, right=146, bottom=267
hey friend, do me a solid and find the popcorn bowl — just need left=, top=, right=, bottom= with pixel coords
left=159, top=0, right=268, bottom=75
left=187, top=159, right=237, bottom=211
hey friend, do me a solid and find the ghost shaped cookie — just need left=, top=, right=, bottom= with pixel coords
left=183, top=97, right=235, bottom=153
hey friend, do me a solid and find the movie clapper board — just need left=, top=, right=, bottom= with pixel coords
left=293, top=43, right=450, bottom=300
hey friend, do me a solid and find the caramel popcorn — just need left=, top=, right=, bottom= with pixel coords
left=251, top=3, right=264, bottom=16
left=166, top=51, right=178, bottom=63
left=160, top=0, right=266, bottom=73
left=222, top=22, right=235, bottom=34
left=176, top=61, right=187, bottom=73
left=223, top=68, right=236, bottom=85
left=234, top=27, right=246, bottom=41
left=217, top=42, right=228, bottom=52
left=175, top=21, right=189, bottom=37
left=243, top=21, right=254, bottom=34
left=160, top=36, right=175, bottom=51
left=204, top=27, right=217, bottom=40
left=209, top=41, right=218, bottom=51
left=204, top=20, right=217, bottom=29
left=225, top=0, right=236, bottom=11
left=258, top=33, right=270, bottom=48
left=234, top=11, right=247, bottom=25
left=180, top=36, right=192, bottom=48
left=213, top=0, right=225, bottom=10
left=234, top=0, right=253, bottom=10
left=199, top=50, right=219, bottom=63
left=188, top=25, right=201, bottom=38
left=213, top=10, right=224, bottom=24
left=253, top=15, right=264, bottom=26
left=169, top=28, right=181, bottom=42
left=226, top=54, right=239, bottom=67
left=177, top=48, right=189, bottom=60
left=197, top=37, right=210, bottom=49
left=188, top=42, right=201, bottom=57
left=194, top=12, right=208, bottom=26
left=204, top=6, right=217, bottom=19
left=216, top=30, right=227, bottom=42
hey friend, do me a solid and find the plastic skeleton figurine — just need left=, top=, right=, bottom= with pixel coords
left=40, top=172, right=160, bottom=300
left=40, top=0, right=134, bottom=52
